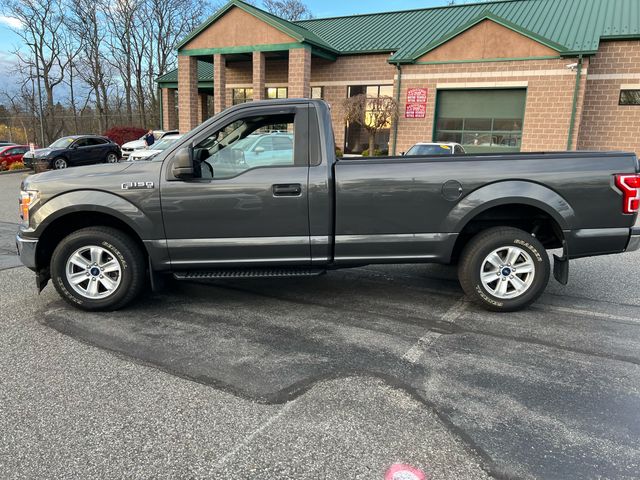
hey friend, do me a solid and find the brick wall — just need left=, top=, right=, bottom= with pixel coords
left=161, top=88, right=177, bottom=131
left=311, top=54, right=396, bottom=151
left=178, top=56, right=198, bottom=133
left=288, top=47, right=311, bottom=98
left=578, top=41, right=640, bottom=156
left=394, top=58, right=586, bottom=154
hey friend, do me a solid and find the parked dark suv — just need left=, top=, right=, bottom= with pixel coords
left=23, top=135, right=121, bottom=170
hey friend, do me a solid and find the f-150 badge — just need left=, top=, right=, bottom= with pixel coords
left=121, top=181, right=154, bottom=190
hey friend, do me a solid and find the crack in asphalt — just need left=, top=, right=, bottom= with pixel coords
left=36, top=309, right=506, bottom=480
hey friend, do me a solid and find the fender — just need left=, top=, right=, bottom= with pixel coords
left=31, top=190, right=161, bottom=239
left=442, top=180, right=576, bottom=233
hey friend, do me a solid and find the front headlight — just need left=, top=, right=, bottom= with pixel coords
left=19, top=190, right=40, bottom=226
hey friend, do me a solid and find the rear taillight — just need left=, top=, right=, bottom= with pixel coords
left=615, top=174, right=640, bottom=214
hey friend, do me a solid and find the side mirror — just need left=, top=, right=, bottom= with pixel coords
left=171, top=147, right=194, bottom=179
left=70, top=145, right=78, bottom=150
left=254, top=146, right=265, bottom=154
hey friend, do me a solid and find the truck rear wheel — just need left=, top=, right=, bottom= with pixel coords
left=50, top=227, right=146, bottom=311
left=458, top=227, right=550, bottom=312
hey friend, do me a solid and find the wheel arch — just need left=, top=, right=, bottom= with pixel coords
left=445, top=181, right=573, bottom=263
left=32, top=191, right=157, bottom=272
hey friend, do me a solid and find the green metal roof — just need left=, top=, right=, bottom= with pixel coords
left=156, top=61, right=213, bottom=85
left=295, top=0, right=640, bottom=61
left=159, top=0, right=640, bottom=84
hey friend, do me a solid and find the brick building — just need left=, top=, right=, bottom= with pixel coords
left=156, top=0, right=640, bottom=155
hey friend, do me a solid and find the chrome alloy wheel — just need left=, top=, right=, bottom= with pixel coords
left=106, top=153, right=119, bottom=163
left=65, top=246, right=122, bottom=299
left=480, top=246, right=535, bottom=300
left=53, top=158, right=67, bottom=169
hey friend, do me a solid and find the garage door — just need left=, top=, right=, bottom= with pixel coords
left=434, top=89, right=526, bottom=153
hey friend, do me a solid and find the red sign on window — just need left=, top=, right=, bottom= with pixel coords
left=405, top=103, right=427, bottom=119
left=407, top=88, right=428, bottom=104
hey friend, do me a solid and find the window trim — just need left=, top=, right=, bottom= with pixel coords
left=185, top=105, right=308, bottom=182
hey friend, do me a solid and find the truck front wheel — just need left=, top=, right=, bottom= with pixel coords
left=50, top=227, right=146, bottom=311
left=458, top=227, right=550, bottom=312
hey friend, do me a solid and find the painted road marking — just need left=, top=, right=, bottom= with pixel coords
left=402, top=298, right=467, bottom=364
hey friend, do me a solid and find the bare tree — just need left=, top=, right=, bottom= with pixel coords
left=342, top=94, right=399, bottom=156
left=262, top=0, right=313, bottom=20
left=1, top=0, right=71, bottom=143
left=67, top=0, right=112, bottom=132
left=104, top=0, right=141, bottom=124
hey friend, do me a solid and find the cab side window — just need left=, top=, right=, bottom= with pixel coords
left=193, top=113, right=296, bottom=180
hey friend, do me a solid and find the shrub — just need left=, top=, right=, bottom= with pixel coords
left=0, top=161, right=7, bottom=172
left=103, top=126, right=147, bottom=146
left=361, top=148, right=383, bottom=157
left=335, top=146, right=343, bottom=158
left=9, top=161, right=25, bottom=170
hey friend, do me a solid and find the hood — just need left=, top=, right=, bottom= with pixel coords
left=130, top=149, right=160, bottom=159
left=31, top=148, right=55, bottom=158
left=23, top=162, right=134, bottom=194
left=122, top=139, right=145, bottom=149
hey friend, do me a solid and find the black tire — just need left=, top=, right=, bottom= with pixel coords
left=458, top=227, right=550, bottom=312
left=106, top=151, right=119, bottom=163
left=50, top=227, right=146, bottom=311
left=52, top=157, right=67, bottom=169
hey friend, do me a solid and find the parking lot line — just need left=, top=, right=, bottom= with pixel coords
left=402, top=298, right=467, bottom=364
left=536, top=304, right=640, bottom=326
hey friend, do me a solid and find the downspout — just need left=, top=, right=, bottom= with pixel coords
left=391, top=63, right=403, bottom=156
left=567, top=55, right=583, bottom=151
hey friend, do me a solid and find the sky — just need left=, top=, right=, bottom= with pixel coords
left=0, top=0, right=453, bottom=92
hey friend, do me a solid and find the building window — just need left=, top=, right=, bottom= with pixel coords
left=233, top=88, right=253, bottom=105
left=266, top=87, right=288, bottom=99
left=311, top=86, right=324, bottom=99
left=344, top=84, right=394, bottom=154
left=619, top=89, right=640, bottom=106
left=435, top=89, right=526, bottom=153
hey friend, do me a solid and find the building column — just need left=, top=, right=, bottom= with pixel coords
left=214, top=53, right=226, bottom=114
left=178, top=56, right=198, bottom=133
left=253, top=51, right=266, bottom=101
left=288, top=47, right=311, bottom=98
left=161, top=88, right=177, bottom=131
left=197, top=93, right=209, bottom=124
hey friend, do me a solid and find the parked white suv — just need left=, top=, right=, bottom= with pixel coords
left=121, top=130, right=179, bottom=159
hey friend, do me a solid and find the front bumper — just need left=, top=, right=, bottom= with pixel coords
left=627, top=227, right=640, bottom=252
left=16, top=234, right=38, bottom=270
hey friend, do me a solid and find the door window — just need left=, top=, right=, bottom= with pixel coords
left=193, top=113, right=297, bottom=180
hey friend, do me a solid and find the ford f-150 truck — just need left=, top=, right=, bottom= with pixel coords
left=16, top=99, right=640, bottom=312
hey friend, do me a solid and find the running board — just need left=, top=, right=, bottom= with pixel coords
left=174, top=268, right=327, bottom=280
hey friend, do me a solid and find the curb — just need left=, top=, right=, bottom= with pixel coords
left=0, top=169, right=32, bottom=176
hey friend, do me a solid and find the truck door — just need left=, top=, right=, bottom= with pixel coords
left=160, top=104, right=311, bottom=268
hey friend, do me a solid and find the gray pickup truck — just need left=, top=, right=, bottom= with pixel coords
left=16, top=99, right=640, bottom=312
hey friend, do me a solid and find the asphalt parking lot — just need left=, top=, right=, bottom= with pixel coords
left=0, top=171, right=639, bottom=479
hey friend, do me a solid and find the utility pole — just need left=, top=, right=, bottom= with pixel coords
left=27, top=42, right=46, bottom=146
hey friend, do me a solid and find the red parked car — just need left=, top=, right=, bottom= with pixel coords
left=0, top=145, right=30, bottom=168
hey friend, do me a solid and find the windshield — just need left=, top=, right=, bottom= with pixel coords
left=151, top=137, right=181, bottom=151
left=49, top=137, right=75, bottom=149
left=406, top=144, right=454, bottom=156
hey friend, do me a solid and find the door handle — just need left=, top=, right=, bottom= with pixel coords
left=272, top=183, right=302, bottom=197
